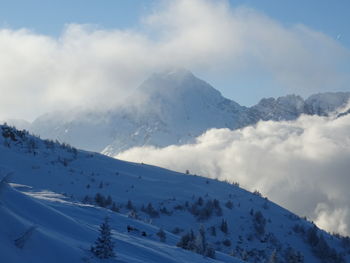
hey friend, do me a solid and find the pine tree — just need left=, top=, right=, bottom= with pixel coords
left=177, top=229, right=196, bottom=251
left=156, top=228, right=166, bottom=242
left=268, top=249, right=277, bottom=263
left=209, top=226, right=216, bottom=236
left=126, top=200, right=134, bottom=210
left=111, top=202, right=119, bottom=212
left=94, top=193, right=105, bottom=207
left=220, top=219, right=228, bottom=234
left=91, top=217, right=116, bottom=259
left=177, top=227, right=215, bottom=259
left=105, top=195, right=112, bottom=206
left=253, top=211, right=266, bottom=235
left=195, top=225, right=207, bottom=255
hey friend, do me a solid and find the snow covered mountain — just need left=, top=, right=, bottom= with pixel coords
left=28, top=69, right=253, bottom=155
left=1, top=124, right=349, bottom=262
left=250, top=92, right=350, bottom=121
left=24, top=69, right=350, bottom=155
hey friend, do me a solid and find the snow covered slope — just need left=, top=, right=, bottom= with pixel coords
left=1, top=124, right=349, bottom=262
left=25, top=69, right=350, bottom=156
left=0, top=178, right=241, bottom=263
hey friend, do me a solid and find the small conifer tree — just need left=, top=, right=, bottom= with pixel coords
left=156, top=228, right=166, bottom=242
left=91, top=217, right=115, bottom=259
left=220, top=219, right=228, bottom=234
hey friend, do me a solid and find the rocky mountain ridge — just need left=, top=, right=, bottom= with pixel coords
left=14, top=69, right=350, bottom=155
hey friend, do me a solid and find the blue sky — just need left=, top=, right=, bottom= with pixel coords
left=0, top=0, right=349, bottom=119
left=0, top=1, right=148, bottom=34
left=1, top=0, right=348, bottom=46
left=231, top=0, right=350, bottom=46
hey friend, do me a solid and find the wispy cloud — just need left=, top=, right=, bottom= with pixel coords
left=117, top=113, right=350, bottom=235
left=0, top=0, right=349, bottom=120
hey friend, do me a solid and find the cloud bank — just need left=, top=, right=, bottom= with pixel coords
left=0, top=0, right=349, bottom=120
left=117, top=113, right=350, bottom=235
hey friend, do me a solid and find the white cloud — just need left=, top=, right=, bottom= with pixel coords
left=117, top=113, right=350, bottom=235
left=315, top=204, right=349, bottom=235
left=0, top=0, right=349, bottom=120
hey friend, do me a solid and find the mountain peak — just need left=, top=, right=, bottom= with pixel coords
left=142, top=68, right=198, bottom=93
left=139, top=68, right=221, bottom=99
left=159, top=67, right=194, bottom=79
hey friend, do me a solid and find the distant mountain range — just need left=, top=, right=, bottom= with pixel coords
left=11, top=69, right=350, bottom=156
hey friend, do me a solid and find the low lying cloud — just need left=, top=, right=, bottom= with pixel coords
left=117, top=113, right=350, bottom=235
left=1, top=0, right=350, bottom=120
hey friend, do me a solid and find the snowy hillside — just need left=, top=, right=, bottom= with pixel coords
left=0, top=177, right=240, bottom=263
left=23, top=69, right=350, bottom=156
left=1, top=124, right=349, bottom=262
